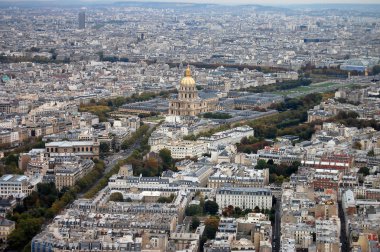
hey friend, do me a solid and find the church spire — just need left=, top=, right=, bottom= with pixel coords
left=185, top=65, right=191, bottom=77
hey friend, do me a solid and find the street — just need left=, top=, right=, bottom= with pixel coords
left=273, top=198, right=281, bottom=252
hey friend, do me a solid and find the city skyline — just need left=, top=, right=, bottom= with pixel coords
left=1, top=0, right=380, bottom=5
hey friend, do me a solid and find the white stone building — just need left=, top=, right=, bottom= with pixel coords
left=216, top=187, right=272, bottom=210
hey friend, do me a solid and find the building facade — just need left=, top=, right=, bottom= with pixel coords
left=169, top=66, right=214, bottom=117
left=0, top=218, right=15, bottom=242
left=216, top=187, right=272, bottom=210
left=0, top=174, right=38, bottom=198
left=151, top=140, right=208, bottom=159
left=45, top=141, right=99, bottom=159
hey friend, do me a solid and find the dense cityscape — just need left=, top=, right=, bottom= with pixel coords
left=0, top=1, right=380, bottom=252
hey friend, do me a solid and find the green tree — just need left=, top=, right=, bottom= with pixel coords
left=109, top=192, right=124, bottom=202
left=7, top=217, right=44, bottom=250
left=358, top=167, right=370, bottom=177
left=157, top=194, right=175, bottom=203
left=222, top=205, right=235, bottom=217
left=185, top=205, right=203, bottom=216
left=243, top=208, right=252, bottom=215
left=191, top=216, right=200, bottom=231
left=4, top=154, right=18, bottom=166
left=372, top=65, right=380, bottom=75
left=275, top=175, right=285, bottom=184
left=234, top=207, right=243, bottom=216
left=159, top=148, right=173, bottom=170
left=367, top=149, right=375, bottom=157
left=100, top=142, right=110, bottom=154
left=255, top=159, right=267, bottom=170
left=204, top=200, right=219, bottom=215
left=353, top=142, right=362, bottom=150
left=203, top=216, right=220, bottom=239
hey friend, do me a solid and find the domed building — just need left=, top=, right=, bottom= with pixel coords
left=169, top=65, right=212, bottom=117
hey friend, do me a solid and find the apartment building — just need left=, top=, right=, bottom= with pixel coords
left=0, top=174, right=39, bottom=198
left=151, top=140, right=207, bottom=159
left=216, top=187, right=272, bottom=210
left=54, top=160, right=94, bottom=190
left=0, top=218, right=15, bottom=242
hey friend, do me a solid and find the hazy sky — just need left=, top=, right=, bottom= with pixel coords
left=3, top=0, right=380, bottom=4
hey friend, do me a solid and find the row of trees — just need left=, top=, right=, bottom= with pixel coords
left=185, top=93, right=324, bottom=142
left=1, top=136, right=45, bottom=158
left=256, top=159, right=300, bottom=184
left=78, top=105, right=111, bottom=122
left=84, top=159, right=128, bottom=199
left=221, top=205, right=256, bottom=218
left=246, top=93, right=323, bottom=140
left=237, top=136, right=270, bottom=154
left=157, top=194, right=175, bottom=203
left=84, top=122, right=159, bottom=199
left=121, top=124, right=150, bottom=150
left=332, top=111, right=380, bottom=131
left=87, top=90, right=175, bottom=109
left=79, top=90, right=175, bottom=122
left=185, top=200, right=219, bottom=216
left=221, top=204, right=275, bottom=221
left=241, top=78, right=312, bottom=93
left=0, top=54, right=70, bottom=64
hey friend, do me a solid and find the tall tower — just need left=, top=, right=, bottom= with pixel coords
left=78, top=11, right=86, bottom=29
left=169, top=66, right=207, bottom=117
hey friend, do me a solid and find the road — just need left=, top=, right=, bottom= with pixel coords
left=338, top=201, right=348, bottom=252
left=78, top=124, right=155, bottom=198
left=103, top=144, right=136, bottom=173
left=273, top=198, right=281, bottom=252
left=77, top=149, right=132, bottom=198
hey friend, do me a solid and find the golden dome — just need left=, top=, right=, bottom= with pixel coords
left=180, top=65, right=196, bottom=87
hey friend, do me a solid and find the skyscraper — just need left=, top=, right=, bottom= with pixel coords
left=78, top=11, right=85, bottom=29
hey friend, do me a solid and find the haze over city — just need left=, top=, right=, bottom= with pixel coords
left=1, top=0, right=380, bottom=4
left=0, top=0, right=380, bottom=252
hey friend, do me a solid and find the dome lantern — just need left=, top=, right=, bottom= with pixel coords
left=180, top=65, right=196, bottom=87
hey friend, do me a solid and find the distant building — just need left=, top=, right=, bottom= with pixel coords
left=45, top=141, right=100, bottom=160
left=78, top=11, right=85, bottom=29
